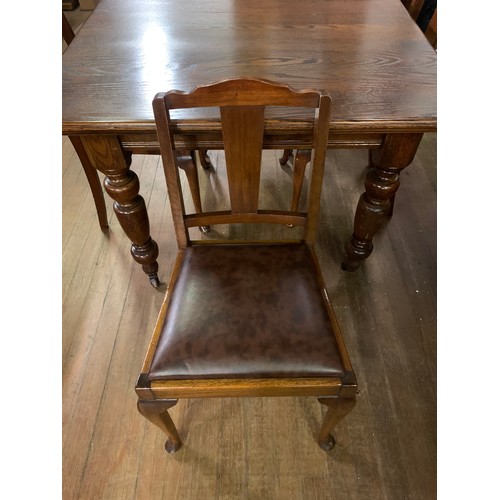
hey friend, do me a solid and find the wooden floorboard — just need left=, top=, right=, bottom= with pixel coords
left=62, top=133, right=436, bottom=499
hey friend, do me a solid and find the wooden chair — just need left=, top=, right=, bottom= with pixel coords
left=136, top=77, right=357, bottom=453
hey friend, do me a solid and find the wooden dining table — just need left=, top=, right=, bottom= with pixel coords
left=62, top=0, right=436, bottom=286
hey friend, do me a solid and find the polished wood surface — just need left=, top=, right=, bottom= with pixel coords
left=62, top=0, right=436, bottom=282
left=62, top=133, right=437, bottom=498
left=62, top=0, right=436, bottom=133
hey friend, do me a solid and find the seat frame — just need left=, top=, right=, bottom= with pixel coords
left=136, top=78, right=357, bottom=453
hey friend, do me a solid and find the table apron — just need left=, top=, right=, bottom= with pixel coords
left=114, top=132, right=385, bottom=155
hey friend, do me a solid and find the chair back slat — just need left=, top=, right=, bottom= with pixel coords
left=220, top=106, right=265, bottom=214
left=153, top=78, right=331, bottom=248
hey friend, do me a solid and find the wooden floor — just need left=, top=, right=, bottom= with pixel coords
left=62, top=133, right=436, bottom=499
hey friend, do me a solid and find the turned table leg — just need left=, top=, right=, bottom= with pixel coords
left=80, top=135, right=160, bottom=287
left=343, top=133, right=423, bottom=271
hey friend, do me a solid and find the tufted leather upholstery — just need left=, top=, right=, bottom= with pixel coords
left=149, top=243, right=345, bottom=380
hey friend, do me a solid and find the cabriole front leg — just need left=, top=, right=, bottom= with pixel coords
left=317, top=397, right=356, bottom=451
left=80, top=135, right=160, bottom=287
left=137, top=399, right=182, bottom=453
left=343, top=133, right=423, bottom=271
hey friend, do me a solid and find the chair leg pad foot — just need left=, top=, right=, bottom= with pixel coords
left=319, top=434, right=336, bottom=452
left=165, top=439, right=182, bottom=453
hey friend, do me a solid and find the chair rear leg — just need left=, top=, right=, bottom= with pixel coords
left=279, top=148, right=293, bottom=165
left=137, top=399, right=182, bottom=453
left=177, top=151, right=210, bottom=234
left=177, top=151, right=202, bottom=213
left=199, top=150, right=213, bottom=170
left=290, top=149, right=311, bottom=211
left=317, top=397, right=356, bottom=451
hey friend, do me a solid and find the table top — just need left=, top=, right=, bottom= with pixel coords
left=62, top=0, right=436, bottom=135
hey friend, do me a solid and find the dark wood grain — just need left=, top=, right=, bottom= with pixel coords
left=62, top=0, right=436, bottom=134
left=220, top=106, right=266, bottom=214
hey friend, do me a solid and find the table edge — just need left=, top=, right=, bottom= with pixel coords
left=62, top=118, right=437, bottom=136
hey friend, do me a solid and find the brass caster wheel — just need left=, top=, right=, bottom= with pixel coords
left=341, top=261, right=359, bottom=272
left=149, top=274, right=160, bottom=288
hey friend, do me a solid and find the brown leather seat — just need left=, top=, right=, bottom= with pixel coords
left=149, top=243, right=345, bottom=380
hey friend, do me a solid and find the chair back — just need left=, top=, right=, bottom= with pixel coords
left=153, top=78, right=331, bottom=248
